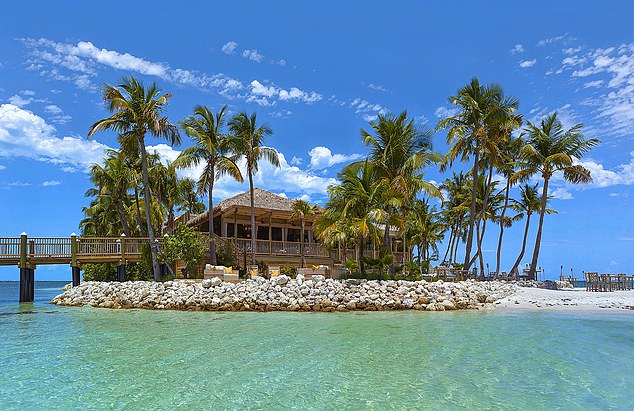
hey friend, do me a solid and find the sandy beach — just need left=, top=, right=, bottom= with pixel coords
left=495, top=287, right=634, bottom=311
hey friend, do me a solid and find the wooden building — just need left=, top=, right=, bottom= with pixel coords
left=171, top=188, right=410, bottom=269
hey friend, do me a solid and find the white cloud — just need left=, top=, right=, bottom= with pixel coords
left=242, top=49, right=264, bottom=63
left=0, top=165, right=5, bottom=170
left=248, top=80, right=322, bottom=105
left=0, top=104, right=109, bottom=170
left=43, top=104, right=62, bottom=114
left=20, top=38, right=328, bottom=108
left=278, top=59, right=286, bottom=66
left=537, top=34, right=575, bottom=47
left=308, top=146, right=362, bottom=170
left=558, top=43, right=634, bottom=137
left=368, top=83, right=390, bottom=92
left=509, top=44, right=524, bottom=54
left=549, top=187, right=574, bottom=200
left=519, top=59, right=537, bottom=68
left=42, top=180, right=61, bottom=186
left=8, top=95, right=32, bottom=107
left=349, top=98, right=388, bottom=121
left=434, top=105, right=459, bottom=118
left=221, top=41, right=237, bottom=55
left=290, top=156, right=303, bottom=166
left=20, top=90, right=35, bottom=96
left=3, top=181, right=31, bottom=187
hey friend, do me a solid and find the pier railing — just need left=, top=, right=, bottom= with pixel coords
left=0, top=234, right=163, bottom=266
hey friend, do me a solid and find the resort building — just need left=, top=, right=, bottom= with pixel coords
left=171, top=188, right=410, bottom=270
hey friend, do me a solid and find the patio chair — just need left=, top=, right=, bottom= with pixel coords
left=268, top=266, right=280, bottom=277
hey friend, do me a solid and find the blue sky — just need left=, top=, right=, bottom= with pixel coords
left=1, top=1, right=633, bottom=280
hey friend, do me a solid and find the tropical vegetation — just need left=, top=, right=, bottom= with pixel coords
left=80, top=74, right=599, bottom=280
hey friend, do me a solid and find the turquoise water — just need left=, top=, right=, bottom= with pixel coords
left=0, top=282, right=632, bottom=410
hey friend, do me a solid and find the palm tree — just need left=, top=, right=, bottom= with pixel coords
left=494, top=135, right=523, bottom=274
left=437, top=78, right=519, bottom=271
left=291, top=199, right=318, bottom=268
left=88, top=75, right=180, bottom=281
left=323, top=161, right=385, bottom=276
left=512, top=112, right=599, bottom=279
left=177, top=178, right=206, bottom=214
left=508, top=183, right=556, bottom=275
left=88, top=150, right=133, bottom=236
left=229, top=112, right=280, bottom=265
left=361, top=111, right=441, bottom=273
left=175, top=105, right=243, bottom=264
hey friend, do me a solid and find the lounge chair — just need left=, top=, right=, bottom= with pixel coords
left=268, top=266, right=280, bottom=278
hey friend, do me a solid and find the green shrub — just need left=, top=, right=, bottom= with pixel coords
left=281, top=265, right=297, bottom=278
left=161, top=224, right=207, bottom=276
left=82, top=263, right=117, bottom=281
left=215, top=240, right=235, bottom=267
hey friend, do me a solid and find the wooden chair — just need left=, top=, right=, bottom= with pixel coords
left=585, top=272, right=598, bottom=291
left=249, top=265, right=260, bottom=278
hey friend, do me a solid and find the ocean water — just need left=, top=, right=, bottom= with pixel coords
left=0, top=282, right=632, bottom=410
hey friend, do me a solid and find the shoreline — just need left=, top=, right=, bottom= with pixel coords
left=51, top=277, right=634, bottom=313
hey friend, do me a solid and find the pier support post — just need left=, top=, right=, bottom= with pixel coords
left=71, top=266, right=81, bottom=287
left=117, top=265, right=126, bottom=282
left=18, top=232, right=34, bottom=302
left=19, top=267, right=35, bottom=303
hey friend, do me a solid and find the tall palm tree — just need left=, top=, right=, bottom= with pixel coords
left=177, top=178, right=206, bottom=214
left=175, top=105, right=243, bottom=264
left=361, top=111, right=441, bottom=273
left=512, top=112, right=599, bottom=279
left=494, top=135, right=523, bottom=274
left=508, top=183, right=556, bottom=275
left=229, top=112, right=280, bottom=265
left=88, top=75, right=180, bottom=281
left=291, top=199, right=318, bottom=268
left=437, top=78, right=519, bottom=271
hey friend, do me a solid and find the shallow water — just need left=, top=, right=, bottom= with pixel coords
left=0, top=282, right=632, bottom=410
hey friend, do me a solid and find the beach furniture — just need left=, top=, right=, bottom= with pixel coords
left=297, top=265, right=329, bottom=279
left=268, top=266, right=280, bottom=277
left=249, top=265, right=260, bottom=278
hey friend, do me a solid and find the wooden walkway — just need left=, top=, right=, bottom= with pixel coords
left=0, top=234, right=162, bottom=267
left=0, top=234, right=164, bottom=302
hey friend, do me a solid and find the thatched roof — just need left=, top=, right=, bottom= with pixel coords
left=185, top=188, right=321, bottom=227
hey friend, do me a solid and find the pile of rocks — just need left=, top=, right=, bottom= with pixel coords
left=52, top=275, right=519, bottom=312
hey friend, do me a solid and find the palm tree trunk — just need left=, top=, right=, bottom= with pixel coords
left=442, top=226, right=454, bottom=264
left=248, top=170, right=256, bottom=265
left=300, top=218, right=305, bottom=268
left=134, top=187, right=145, bottom=236
left=529, top=177, right=549, bottom=280
left=510, top=213, right=531, bottom=275
left=208, top=179, right=217, bottom=265
left=357, top=238, right=365, bottom=276
left=473, top=164, right=494, bottom=263
left=139, top=135, right=161, bottom=281
left=495, top=178, right=511, bottom=274
left=116, top=199, right=131, bottom=237
left=463, top=147, right=480, bottom=270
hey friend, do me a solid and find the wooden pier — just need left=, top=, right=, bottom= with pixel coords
left=0, top=234, right=163, bottom=302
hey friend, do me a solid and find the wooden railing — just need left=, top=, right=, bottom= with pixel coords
left=0, top=235, right=163, bottom=266
left=221, top=237, right=330, bottom=257
left=0, top=238, right=21, bottom=259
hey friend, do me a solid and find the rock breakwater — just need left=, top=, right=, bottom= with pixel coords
left=52, top=275, right=519, bottom=312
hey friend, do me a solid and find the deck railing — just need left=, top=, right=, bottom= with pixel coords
left=222, top=237, right=330, bottom=257
left=0, top=238, right=21, bottom=259
left=29, top=237, right=72, bottom=258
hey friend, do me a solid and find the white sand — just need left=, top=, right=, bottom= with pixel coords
left=494, top=287, right=634, bottom=312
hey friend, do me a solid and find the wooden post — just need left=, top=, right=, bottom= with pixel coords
left=70, top=233, right=80, bottom=286
left=233, top=209, right=238, bottom=241
left=268, top=212, right=272, bottom=254
left=19, top=232, right=34, bottom=302
left=117, top=234, right=127, bottom=282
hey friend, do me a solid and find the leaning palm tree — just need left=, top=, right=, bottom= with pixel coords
left=291, top=199, right=318, bottom=268
left=88, top=75, right=180, bottom=281
left=508, top=183, right=556, bottom=275
left=229, top=112, right=279, bottom=265
left=174, top=105, right=243, bottom=265
left=512, top=112, right=599, bottom=279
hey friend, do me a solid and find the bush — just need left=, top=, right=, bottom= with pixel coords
left=161, top=224, right=207, bottom=276
left=215, top=240, right=235, bottom=267
left=281, top=265, right=297, bottom=278
left=82, top=263, right=117, bottom=281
